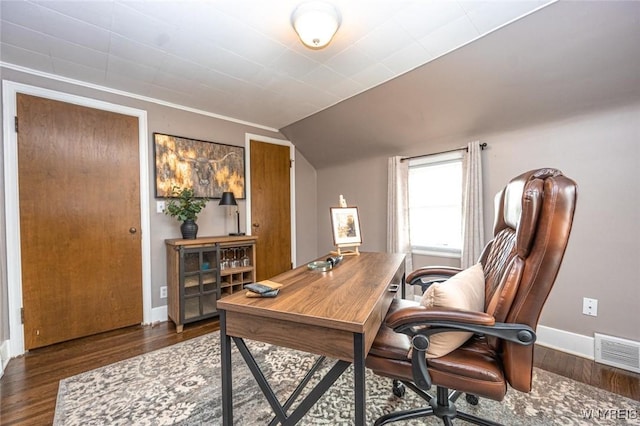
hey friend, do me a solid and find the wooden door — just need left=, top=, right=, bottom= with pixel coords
left=250, top=140, right=292, bottom=281
left=17, top=94, right=142, bottom=350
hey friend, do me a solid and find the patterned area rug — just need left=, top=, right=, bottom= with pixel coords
left=54, top=333, right=638, bottom=425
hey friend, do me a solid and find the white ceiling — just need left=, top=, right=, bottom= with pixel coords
left=0, top=0, right=552, bottom=130
left=280, top=0, right=640, bottom=167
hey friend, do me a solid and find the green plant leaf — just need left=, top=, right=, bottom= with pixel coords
left=163, top=186, right=208, bottom=222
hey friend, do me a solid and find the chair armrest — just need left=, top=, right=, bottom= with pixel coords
left=386, top=305, right=495, bottom=328
left=406, top=266, right=462, bottom=292
left=386, top=305, right=536, bottom=345
left=383, top=305, right=537, bottom=390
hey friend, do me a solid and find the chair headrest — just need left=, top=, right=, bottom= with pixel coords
left=494, top=168, right=563, bottom=257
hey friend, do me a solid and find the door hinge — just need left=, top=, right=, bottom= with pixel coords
left=20, top=307, right=24, bottom=324
left=15, top=116, right=18, bottom=133
left=289, top=159, right=293, bottom=168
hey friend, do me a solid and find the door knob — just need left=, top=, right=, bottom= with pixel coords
left=252, top=223, right=260, bottom=228
left=129, top=227, right=137, bottom=234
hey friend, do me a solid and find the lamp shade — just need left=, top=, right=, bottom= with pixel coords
left=291, top=1, right=341, bottom=49
left=219, top=191, right=237, bottom=206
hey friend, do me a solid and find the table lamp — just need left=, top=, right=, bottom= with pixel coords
left=219, top=191, right=244, bottom=236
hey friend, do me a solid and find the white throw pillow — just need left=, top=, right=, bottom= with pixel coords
left=419, top=263, right=485, bottom=358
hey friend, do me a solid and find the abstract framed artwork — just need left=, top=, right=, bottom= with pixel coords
left=330, top=207, right=362, bottom=246
left=154, top=133, right=245, bottom=199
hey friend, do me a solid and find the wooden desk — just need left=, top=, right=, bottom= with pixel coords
left=217, top=252, right=405, bottom=425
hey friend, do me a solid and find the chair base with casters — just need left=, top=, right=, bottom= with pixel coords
left=367, top=303, right=536, bottom=426
left=367, top=169, right=578, bottom=426
left=376, top=381, right=500, bottom=426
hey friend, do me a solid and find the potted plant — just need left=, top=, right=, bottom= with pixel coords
left=164, top=186, right=208, bottom=239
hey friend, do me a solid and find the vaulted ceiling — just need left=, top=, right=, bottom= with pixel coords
left=1, top=0, right=551, bottom=130
left=1, top=1, right=639, bottom=168
left=281, top=1, right=640, bottom=167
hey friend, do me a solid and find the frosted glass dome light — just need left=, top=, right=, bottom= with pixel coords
left=291, top=1, right=341, bottom=49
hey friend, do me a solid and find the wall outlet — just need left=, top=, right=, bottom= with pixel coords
left=582, top=297, right=598, bottom=316
left=156, top=201, right=165, bottom=214
left=160, top=286, right=167, bottom=299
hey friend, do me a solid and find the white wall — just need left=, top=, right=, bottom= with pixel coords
left=294, top=151, right=318, bottom=265
left=315, top=102, right=640, bottom=348
left=481, top=102, right=640, bottom=341
left=316, top=156, right=388, bottom=254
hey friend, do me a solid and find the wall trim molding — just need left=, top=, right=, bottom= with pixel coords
left=151, top=306, right=168, bottom=325
left=536, top=324, right=595, bottom=359
left=0, top=319, right=597, bottom=367
left=0, top=61, right=279, bottom=133
left=0, top=339, right=8, bottom=378
left=410, top=296, right=594, bottom=359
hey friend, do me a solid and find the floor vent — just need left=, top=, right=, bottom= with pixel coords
left=594, top=333, right=640, bottom=373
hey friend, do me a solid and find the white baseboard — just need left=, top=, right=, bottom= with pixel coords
left=0, top=311, right=593, bottom=378
left=403, top=297, right=594, bottom=360
left=150, top=305, right=168, bottom=325
left=536, top=325, right=594, bottom=359
left=1, top=339, right=9, bottom=378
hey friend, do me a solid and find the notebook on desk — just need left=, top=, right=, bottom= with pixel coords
left=244, top=280, right=283, bottom=298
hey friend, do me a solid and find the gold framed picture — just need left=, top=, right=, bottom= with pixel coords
left=330, top=207, right=362, bottom=246
left=153, top=133, right=245, bottom=199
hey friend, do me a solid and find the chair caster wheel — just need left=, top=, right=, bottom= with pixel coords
left=465, top=393, right=479, bottom=405
left=392, top=380, right=405, bottom=398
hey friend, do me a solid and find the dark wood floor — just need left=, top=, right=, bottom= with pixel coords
left=1, top=320, right=638, bottom=425
left=0, top=320, right=218, bottom=425
left=533, top=344, right=639, bottom=401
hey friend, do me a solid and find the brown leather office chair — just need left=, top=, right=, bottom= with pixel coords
left=366, top=168, right=577, bottom=425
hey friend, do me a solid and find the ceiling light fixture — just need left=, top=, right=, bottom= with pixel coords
left=291, top=1, right=341, bottom=49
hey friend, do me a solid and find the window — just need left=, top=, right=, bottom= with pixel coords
left=408, top=152, right=463, bottom=256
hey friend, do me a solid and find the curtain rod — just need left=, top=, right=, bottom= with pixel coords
left=400, top=142, right=487, bottom=162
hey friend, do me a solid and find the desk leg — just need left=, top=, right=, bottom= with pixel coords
left=220, top=311, right=233, bottom=426
left=354, top=332, right=365, bottom=425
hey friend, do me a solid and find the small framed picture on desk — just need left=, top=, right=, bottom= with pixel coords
left=330, top=207, right=362, bottom=246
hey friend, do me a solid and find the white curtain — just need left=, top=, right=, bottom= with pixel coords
left=387, top=156, right=413, bottom=275
left=461, top=141, right=484, bottom=269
